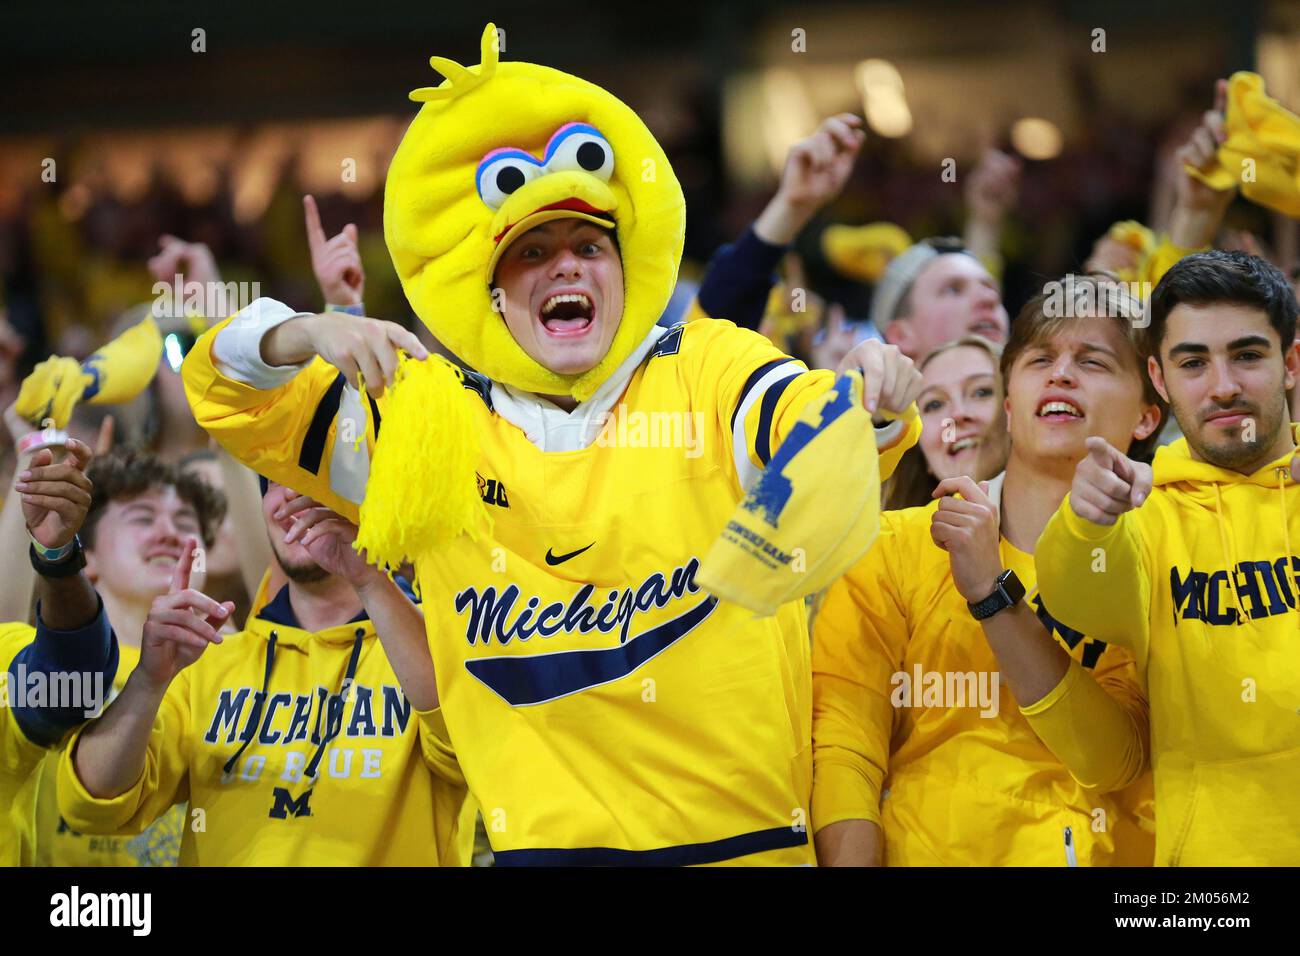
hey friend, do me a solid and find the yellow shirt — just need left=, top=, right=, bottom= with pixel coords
left=0, top=625, right=49, bottom=866
left=183, top=314, right=919, bottom=864
left=813, top=502, right=1155, bottom=866
left=58, top=595, right=474, bottom=866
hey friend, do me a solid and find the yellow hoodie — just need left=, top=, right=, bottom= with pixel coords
left=58, top=588, right=475, bottom=866
left=1037, top=427, right=1300, bottom=865
left=813, top=497, right=1155, bottom=866
left=1, top=626, right=50, bottom=866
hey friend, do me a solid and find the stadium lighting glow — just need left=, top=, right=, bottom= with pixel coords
left=1011, top=117, right=1063, bottom=160
left=855, top=59, right=912, bottom=138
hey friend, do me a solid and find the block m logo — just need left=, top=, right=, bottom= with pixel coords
left=268, top=787, right=314, bottom=819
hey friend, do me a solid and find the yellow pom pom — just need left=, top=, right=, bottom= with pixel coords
left=356, top=354, right=492, bottom=570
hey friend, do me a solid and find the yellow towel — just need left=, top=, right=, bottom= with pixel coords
left=15, top=313, right=163, bottom=428
left=697, top=371, right=882, bottom=617
left=1188, top=71, right=1300, bottom=218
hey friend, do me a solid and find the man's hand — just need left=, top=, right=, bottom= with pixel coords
left=965, top=149, right=1021, bottom=225
left=1170, top=79, right=1234, bottom=248
left=837, top=338, right=923, bottom=417
left=304, top=195, right=365, bottom=308
left=753, top=114, right=865, bottom=246
left=261, top=311, right=429, bottom=397
left=279, top=494, right=381, bottom=590
left=1069, top=436, right=1152, bottom=526
left=147, top=235, right=223, bottom=288
left=138, top=536, right=231, bottom=691
left=930, top=476, right=1004, bottom=602
left=16, top=438, right=93, bottom=549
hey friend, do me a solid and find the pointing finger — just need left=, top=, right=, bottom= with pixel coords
left=171, top=535, right=198, bottom=593
left=303, top=195, right=327, bottom=254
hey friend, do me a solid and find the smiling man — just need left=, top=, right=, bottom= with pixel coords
left=182, top=25, right=922, bottom=865
left=870, top=239, right=1010, bottom=362
left=1037, top=250, right=1300, bottom=865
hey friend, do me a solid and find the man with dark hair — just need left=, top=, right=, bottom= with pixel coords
left=33, top=449, right=226, bottom=866
left=1037, top=250, right=1300, bottom=865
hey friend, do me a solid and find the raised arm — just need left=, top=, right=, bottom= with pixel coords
left=283, top=495, right=439, bottom=710
left=285, top=496, right=461, bottom=784
left=64, top=538, right=230, bottom=831
left=930, top=475, right=1147, bottom=791
left=1035, top=438, right=1153, bottom=660
left=180, top=204, right=427, bottom=523
left=695, top=114, right=863, bottom=329
left=5, top=438, right=118, bottom=750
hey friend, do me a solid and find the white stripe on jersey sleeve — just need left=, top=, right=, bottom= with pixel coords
left=328, top=384, right=372, bottom=505
left=732, top=362, right=805, bottom=491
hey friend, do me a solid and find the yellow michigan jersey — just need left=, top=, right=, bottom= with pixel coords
left=58, top=590, right=474, bottom=866
left=183, top=310, right=918, bottom=865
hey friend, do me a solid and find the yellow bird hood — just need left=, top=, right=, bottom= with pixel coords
left=384, top=23, right=686, bottom=400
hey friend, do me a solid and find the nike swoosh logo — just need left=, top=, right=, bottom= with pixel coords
left=465, top=596, right=718, bottom=706
left=545, top=543, right=594, bottom=566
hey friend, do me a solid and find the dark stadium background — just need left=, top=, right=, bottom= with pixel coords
left=0, top=0, right=1290, bottom=376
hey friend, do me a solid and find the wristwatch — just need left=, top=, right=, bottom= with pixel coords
left=29, top=535, right=87, bottom=578
left=967, top=569, right=1025, bottom=621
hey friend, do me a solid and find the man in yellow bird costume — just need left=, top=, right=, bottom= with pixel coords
left=183, top=24, right=921, bottom=864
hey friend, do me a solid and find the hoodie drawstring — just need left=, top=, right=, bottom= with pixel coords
left=304, top=631, right=366, bottom=780
left=1278, top=468, right=1300, bottom=629
left=224, top=632, right=279, bottom=776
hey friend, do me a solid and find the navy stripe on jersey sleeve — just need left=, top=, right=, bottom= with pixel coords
left=298, top=372, right=346, bottom=475
left=731, top=358, right=797, bottom=434
left=754, top=372, right=799, bottom=465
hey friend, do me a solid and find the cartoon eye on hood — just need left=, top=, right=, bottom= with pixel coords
left=475, top=123, right=615, bottom=210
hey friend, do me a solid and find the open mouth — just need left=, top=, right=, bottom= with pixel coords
left=947, top=436, right=980, bottom=456
left=145, top=553, right=179, bottom=567
left=539, top=292, right=595, bottom=337
left=1036, top=399, right=1084, bottom=421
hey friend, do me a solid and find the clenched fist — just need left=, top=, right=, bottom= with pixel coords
left=1069, top=436, right=1152, bottom=526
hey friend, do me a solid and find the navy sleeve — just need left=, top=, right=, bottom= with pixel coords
left=9, top=596, right=119, bottom=747
left=695, top=226, right=789, bottom=331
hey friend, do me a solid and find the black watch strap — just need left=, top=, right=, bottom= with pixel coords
left=29, top=537, right=87, bottom=578
left=968, top=569, right=1025, bottom=621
